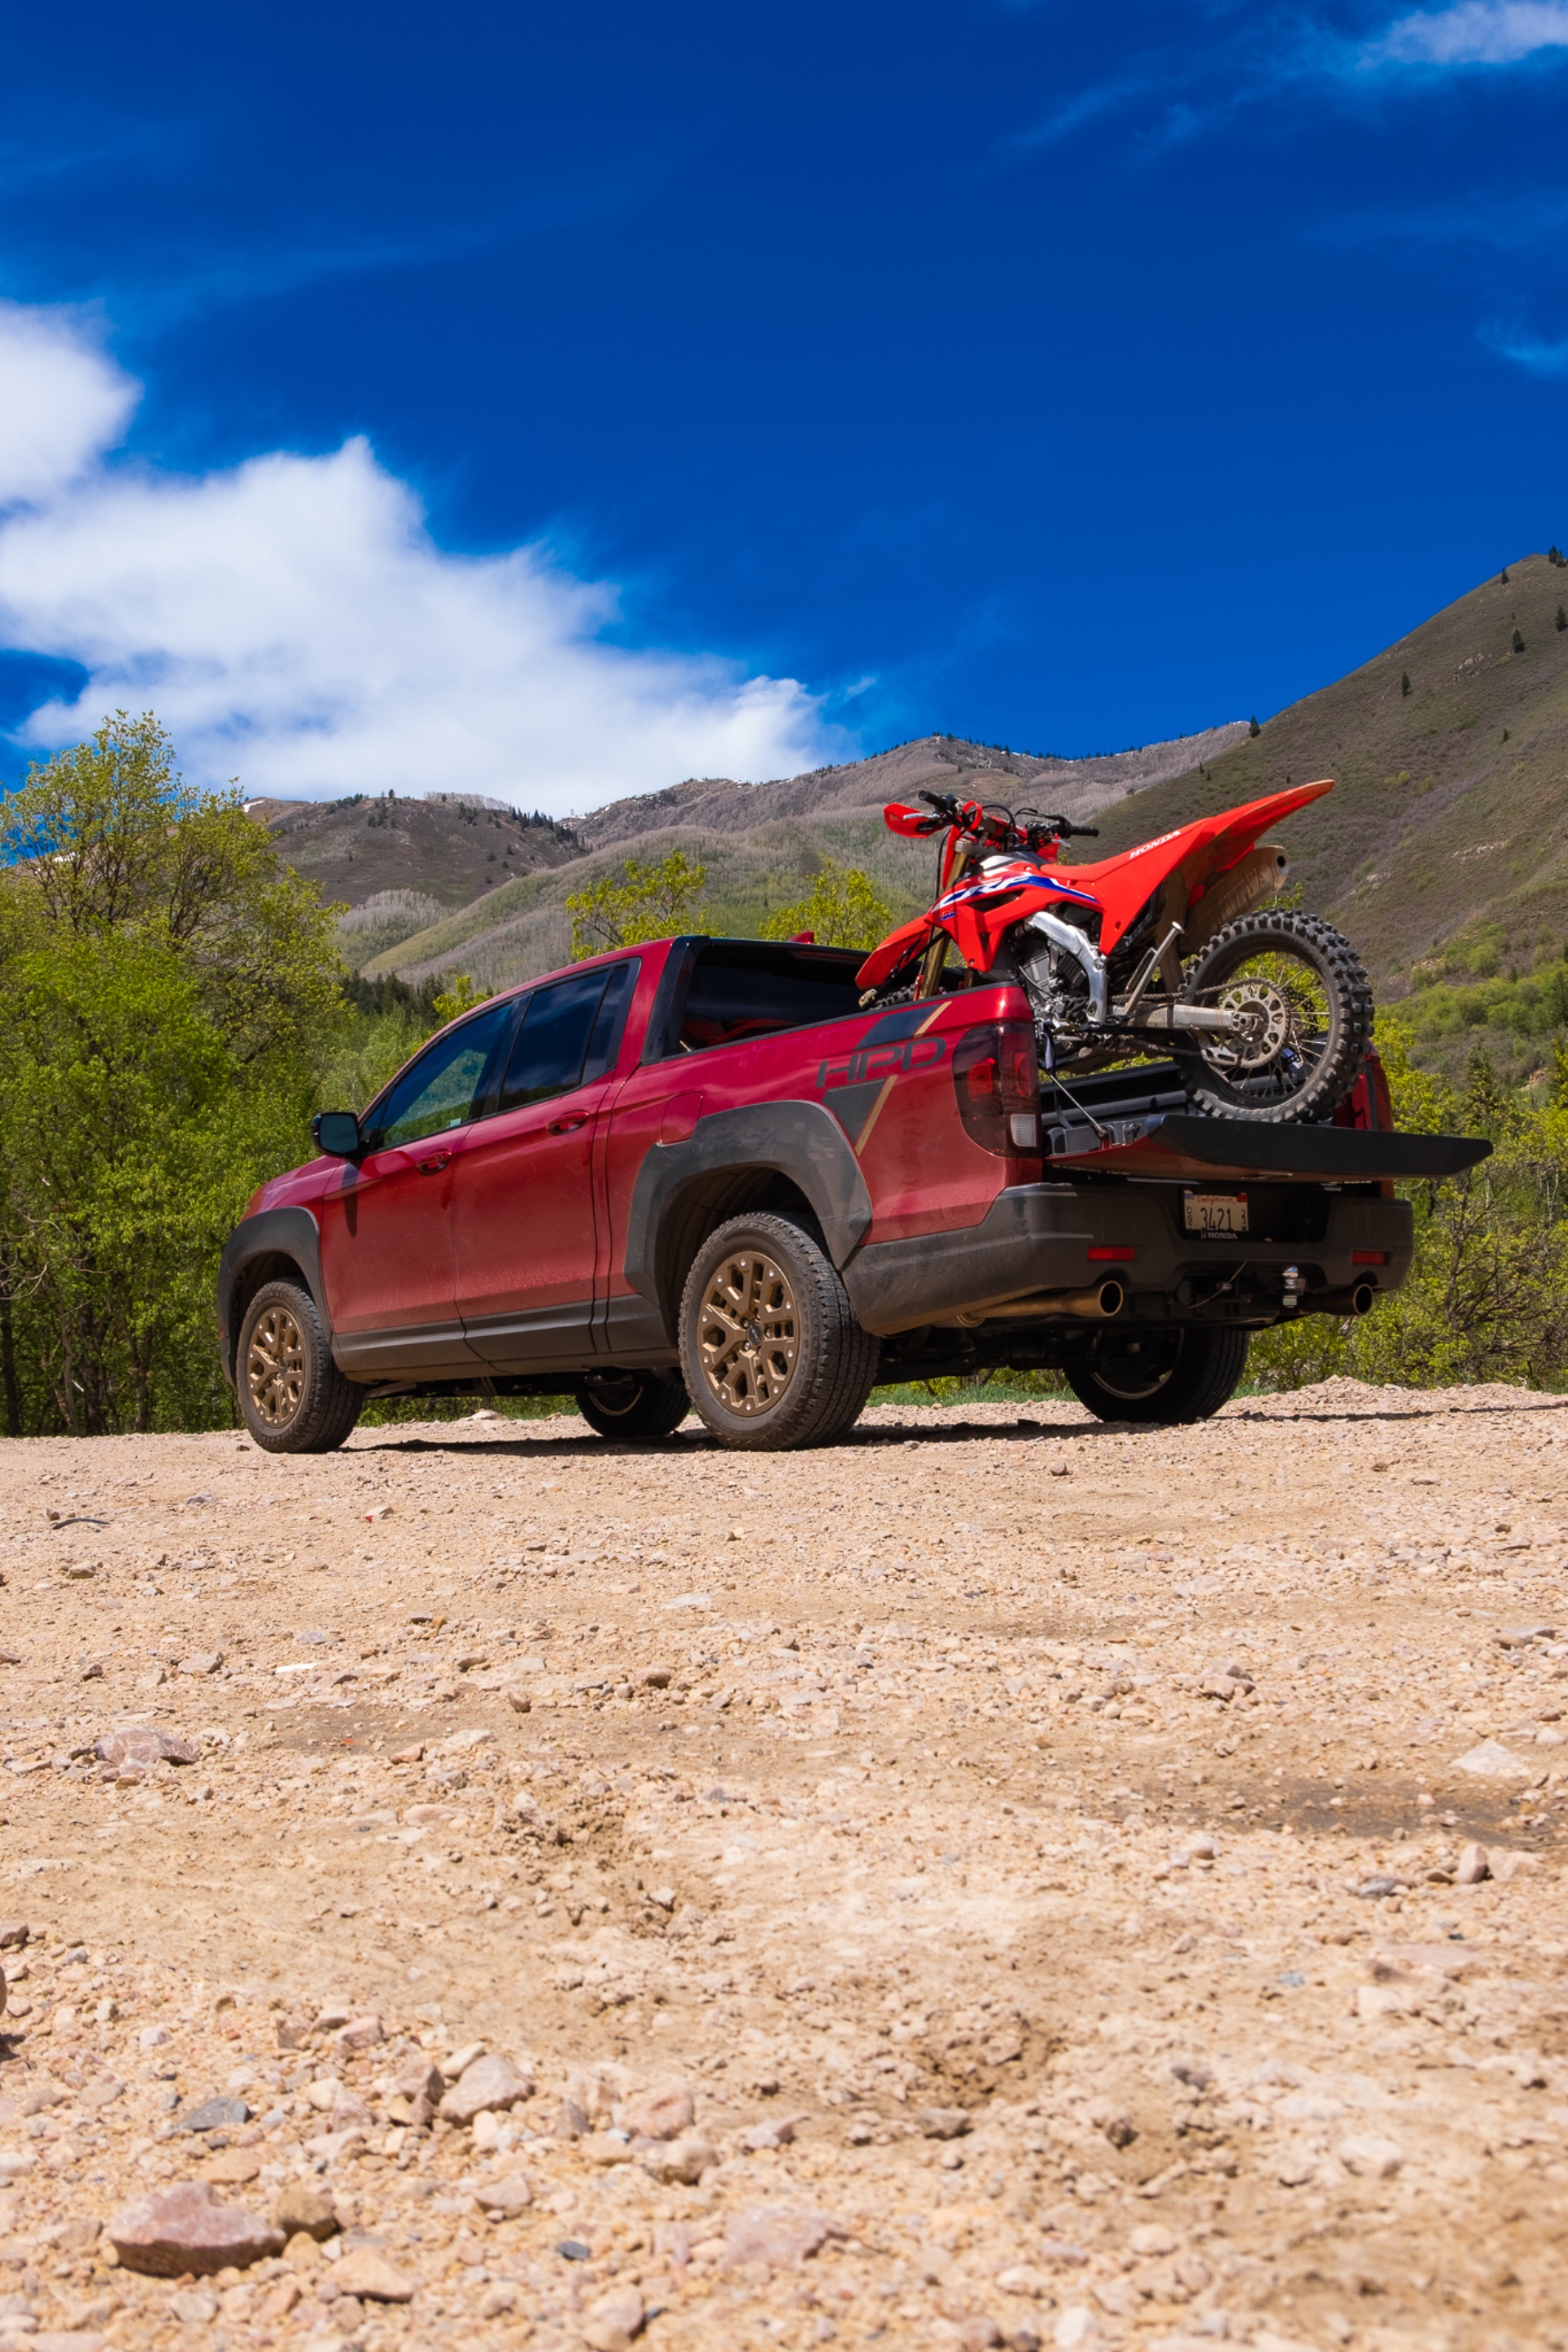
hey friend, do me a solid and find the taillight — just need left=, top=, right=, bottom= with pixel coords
left=953, top=1021, right=1039, bottom=1155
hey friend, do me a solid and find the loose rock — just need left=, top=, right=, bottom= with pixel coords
left=332, top=2011, right=384, bottom=2051
left=274, top=2183, right=338, bottom=2242
left=172, top=2095, right=249, bottom=2134
left=1338, top=2132, right=1405, bottom=2179
left=1453, top=1739, right=1533, bottom=1779
left=621, top=2081, right=695, bottom=2140
left=917, top=2106, right=972, bottom=2139
left=438, top=2051, right=529, bottom=2124
left=1457, top=1841, right=1490, bottom=1885
left=724, top=2205, right=845, bottom=2268
left=583, top=2283, right=645, bottom=2351
left=475, top=2172, right=533, bottom=2216
left=642, top=2134, right=716, bottom=2185
left=332, top=2246, right=417, bottom=2301
left=93, top=1728, right=198, bottom=1771
left=109, top=2182, right=283, bottom=2276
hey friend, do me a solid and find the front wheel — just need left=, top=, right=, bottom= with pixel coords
left=237, top=1278, right=364, bottom=1454
left=1065, top=1325, right=1248, bottom=1425
left=679, top=1211, right=880, bottom=1451
left=575, top=1370, right=690, bottom=1440
left=1176, top=911, right=1373, bottom=1123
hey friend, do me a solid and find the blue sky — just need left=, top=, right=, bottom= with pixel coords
left=0, top=0, right=1565, bottom=810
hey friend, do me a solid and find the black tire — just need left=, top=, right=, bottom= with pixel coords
left=1065, top=1325, right=1249, bottom=1426
left=237, top=1278, right=364, bottom=1454
left=1176, top=911, right=1373, bottom=1123
left=575, top=1370, right=691, bottom=1440
left=678, top=1211, right=880, bottom=1452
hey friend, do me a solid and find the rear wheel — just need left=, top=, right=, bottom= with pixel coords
left=679, top=1211, right=880, bottom=1451
left=238, top=1278, right=363, bottom=1454
left=574, top=1369, right=690, bottom=1440
left=1065, top=1325, right=1248, bottom=1425
left=1177, top=911, right=1372, bottom=1122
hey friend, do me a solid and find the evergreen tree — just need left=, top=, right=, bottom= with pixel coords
left=1512, top=627, right=1526, bottom=653
left=1249, top=715, right=1261, bottom=737
left=1401, top=671, right=1411, bottom=697
left=1557, top=604, right=1567, bottom=632
left=1464, top=1045, right=1518, bottom=1138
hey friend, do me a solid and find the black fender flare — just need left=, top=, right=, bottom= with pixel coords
left=623, top=1100, right=874, bottom=1321
left=216, top=1206, right=330, bottom=1388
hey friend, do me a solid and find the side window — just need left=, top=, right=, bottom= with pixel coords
left=582, top=959, right=637, bottom=1083
left=367, top=1001, right=514, bottom=1150
left=499, top=968, right=612, bottom=1111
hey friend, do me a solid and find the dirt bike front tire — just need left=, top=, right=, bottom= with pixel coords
left=1174, top=910, right=1373, bottom=1124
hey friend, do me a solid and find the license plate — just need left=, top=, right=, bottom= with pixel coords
left=1184, top=1192, right=1249, bottom=1236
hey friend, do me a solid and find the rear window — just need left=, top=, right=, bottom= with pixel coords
left=657, top=939, right=866, bottom=1058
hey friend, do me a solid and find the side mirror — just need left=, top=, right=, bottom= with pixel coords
left=312, top=1111, right=363, bottom=1158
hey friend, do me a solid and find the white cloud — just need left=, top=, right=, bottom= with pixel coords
left=0, top=302, right=136, bottom=506
left=1369, top=1, right=1568, bottom=65
left=0, top=302, right=840, bottom=813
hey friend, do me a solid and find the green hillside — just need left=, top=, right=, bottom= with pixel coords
left=247, top=791, right=581, bottom=967
left=1073, top=551, right=1568, bottom=1081
left=358, top=811, right=936, bottom=995
left=354, top=727, right=1246, bottom=996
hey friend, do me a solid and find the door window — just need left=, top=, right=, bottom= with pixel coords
left=365, top=1000, right=514, bottom=1150
left=500, top=966, right=618, bottom=1110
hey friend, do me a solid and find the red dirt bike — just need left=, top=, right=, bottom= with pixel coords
left=856, top=777, right=1373, bottom=1123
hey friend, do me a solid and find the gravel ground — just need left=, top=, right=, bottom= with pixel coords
left=2, top=1379, right=1567, bottom=2352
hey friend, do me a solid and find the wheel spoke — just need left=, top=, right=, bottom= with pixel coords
left=247, top=1305, right=305, bottom=1429
left=697, top=1249, right=800, bottom=1415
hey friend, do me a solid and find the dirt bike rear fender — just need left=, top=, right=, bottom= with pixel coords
left=1062, top=779, right=1334, bottom=952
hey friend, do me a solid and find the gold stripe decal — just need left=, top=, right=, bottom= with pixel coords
left=854, top=1002, right=948, bottom=1159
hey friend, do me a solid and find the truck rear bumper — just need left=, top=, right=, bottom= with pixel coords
left=844, top=1181, right=1415, bottom=1337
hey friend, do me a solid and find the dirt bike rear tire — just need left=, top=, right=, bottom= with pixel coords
left=1175, top=910, right=1372, bottom=1124
left=1065, top=1325, right=1249, bottom=1425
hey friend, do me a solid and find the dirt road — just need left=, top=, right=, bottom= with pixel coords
left=1, top=1379, right=1566, bottom=2352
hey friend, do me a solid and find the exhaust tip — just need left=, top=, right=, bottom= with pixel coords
left=1098, top=1279, right=1125, bottom=1317
left=1351, top=1281, right=1375, bottom=1316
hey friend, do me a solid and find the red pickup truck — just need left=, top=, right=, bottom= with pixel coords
left=218, top=934, right=1486, bottom=1454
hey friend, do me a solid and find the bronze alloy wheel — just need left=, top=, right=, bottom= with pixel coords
left=696, top=1247, right=800, bottom=1416
left=247, top=1299, right=307, bottom=1432
left=678, top=1211, right=880, bottom=1450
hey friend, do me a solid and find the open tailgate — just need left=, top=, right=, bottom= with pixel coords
left=1044, top=1112, right=1490, bottom=1184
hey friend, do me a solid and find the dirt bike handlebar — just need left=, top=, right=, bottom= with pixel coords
left=915, top=791, right=1098, bottom=847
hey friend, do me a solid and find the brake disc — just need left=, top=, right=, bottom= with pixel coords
left=1205, top=979, right=1293, bottom=1073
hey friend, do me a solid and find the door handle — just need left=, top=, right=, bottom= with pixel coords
left=416, top=1151, right=452, bottom=1174
left=547, top=1115, right=589, bottom=1134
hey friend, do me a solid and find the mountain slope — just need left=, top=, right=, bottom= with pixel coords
left=247, top=791, right=581, bottom=966
left=355, top=723, right=1249, bottom=992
